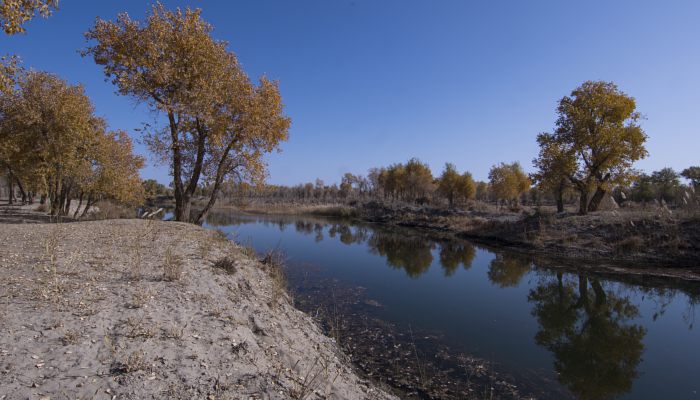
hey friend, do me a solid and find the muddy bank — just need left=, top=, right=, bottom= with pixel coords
left=0, top=219, right=395, bottom=400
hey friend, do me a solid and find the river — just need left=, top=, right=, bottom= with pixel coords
left=202, top=211, right=700, bottom=399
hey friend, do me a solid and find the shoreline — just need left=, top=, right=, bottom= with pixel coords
left=219, top=201, right=700, bottom=281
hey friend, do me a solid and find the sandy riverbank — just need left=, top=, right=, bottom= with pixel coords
left=0, top=218, right=396, bottom=399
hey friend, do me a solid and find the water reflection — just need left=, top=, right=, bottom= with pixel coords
left=529, top=273, right=645, bottom=399
left=202, top=212, right=700, bottom=399
left=439, top=241, right=476, bottom=276
left=488, top=253, right=532, bottom=287
left=367, top=231, right=435, bottom=278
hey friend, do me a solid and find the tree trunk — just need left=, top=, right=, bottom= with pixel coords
left=80, top=194, right=94, bottom=219
left=587, top=186, right=606, bottom=212
left=168, top=111, right=186, bottom=222
left=15, top=177, right=27, bottom=204
left=555, top=179, right=566, bottom=213
left=8, top=176, right=14, bottom=205
left=194, top=140, right=236, bottom=225
left=73, top=192, right=84, bottom=219
left=578, top=190, right=589, bottom=215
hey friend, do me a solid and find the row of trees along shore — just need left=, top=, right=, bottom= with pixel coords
left=2, top=3, right=699, bottom=220
left=230, top=82, right=698, bottom=215
left=1, top=3, right=290, bottom=223
left=1, top=1, right=143, bottom=217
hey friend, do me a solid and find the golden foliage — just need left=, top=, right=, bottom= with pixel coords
left=437, top=163, right=475, bottom=207
left=0, top=70, right=144, bottom=215
left=536, top=81, right=648, bottom=213
left=84, top=3, right=290, bottom=223
left=488, top=162, right=530, bottom=203
left=0, top=0, right=57, bottom=35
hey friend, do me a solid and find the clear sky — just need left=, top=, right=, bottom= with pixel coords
left=2, top=0, right=699, bottom=185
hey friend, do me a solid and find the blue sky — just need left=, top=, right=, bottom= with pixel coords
left=2, top=0, right=699, bottom=185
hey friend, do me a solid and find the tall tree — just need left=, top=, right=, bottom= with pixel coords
left=650, top=167, right=680, bottom=204
left=630, top=173, right=655, bottom=203
left=488, top=162, right=530, bottom=204
left=545, top=81, right=648, bottom=214
left=437, top=163, right=475, bottom=207
left=532, top=132, right=576, bottom=212
left=84, top=4, right=289, bottom=223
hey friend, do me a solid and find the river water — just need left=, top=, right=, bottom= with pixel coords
left=202, top=211, right=700, bottom=399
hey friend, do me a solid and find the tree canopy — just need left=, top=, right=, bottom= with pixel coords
left=488, top=162, right=530, bottom=204
left=437, top=163, right=475, bottom=207
left=0, top=70, right=143, bottom=214
left=535, top=81, right=648, bottom=214
left=84, top=3, right=290, bottom=223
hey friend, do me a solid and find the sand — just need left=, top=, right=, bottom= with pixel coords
left=0, top=218, right=396, bottom=400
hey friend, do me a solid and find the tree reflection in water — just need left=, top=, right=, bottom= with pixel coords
left=439, top=241, right=476, bottom=276
left=367, top=231, right=435, bottom=278
left=488, top=253, right=532, bottom=287
left=528, top=272, right=646, bottom=400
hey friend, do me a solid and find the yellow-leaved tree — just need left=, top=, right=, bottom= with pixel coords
left=488, top=162, right=531, bottom=205
left=84, top=3, right=290, bottom=223
left=0, top=70, right=144, bottom=216
left=535, top=81, right=648, bottom=214
left=437, top=163, right=475, bottom=208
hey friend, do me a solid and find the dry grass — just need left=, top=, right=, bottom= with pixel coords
left=213, top=256, right=237, bottom=274
left=260, top=249, right=288, bottom=306
left=127, top=286, right=151, bottom=309
left=111, top=350, right=149, bottom=375
left=616, top=235, right=645, bottom=254
left=162, top=247, right=184, bottom=281
left=61, top=329, right=80, bottom=345
left=289, top=355, right=340, bottom=400
left=123, top=316, right=157, bottom=339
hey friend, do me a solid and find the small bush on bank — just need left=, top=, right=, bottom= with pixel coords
left=213, top=256, right=237, bottom=274
left=260, top=249, right=288, bottom=305
left=162, top=248, right=183, bottom=281
left=615, top=236, right=645, bottom=254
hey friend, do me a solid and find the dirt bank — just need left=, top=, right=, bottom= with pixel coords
left=0, top=219, right=396, bottom=400
left=224, top=201, right=700, bottom=276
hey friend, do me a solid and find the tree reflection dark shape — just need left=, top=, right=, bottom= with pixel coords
left=528, top=273, right=646, bottom=400
left=368, top=232, right=434, bottom=278
left=295, top=220, right=315, bottom=235
left=204, top=211, right=251, bottom=227
left=328, top=224, right=369, bottom=245
left=487, top=253, right=532, bottom=287
left=313, top=223, right=324, bottom=243
left=439, top=241, right=476, bottom=276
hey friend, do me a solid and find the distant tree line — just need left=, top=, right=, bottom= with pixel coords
left=231, top=81, right=698, bottom=215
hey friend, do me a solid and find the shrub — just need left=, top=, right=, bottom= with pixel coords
left=615, top=236, right=645, bottom=254
left=162, top=248, right=183, bottom=281
left=213, top=256, right=237, bottom=274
